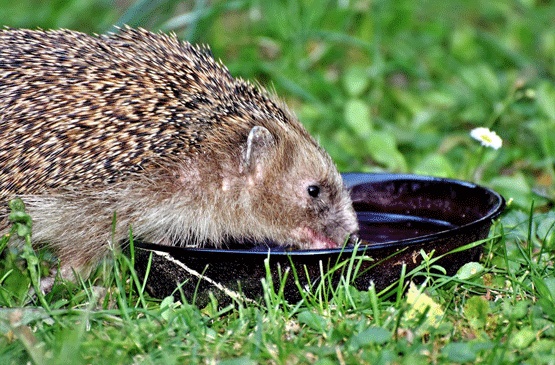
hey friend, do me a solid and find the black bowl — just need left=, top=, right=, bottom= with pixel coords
left=130, top=173, right=505, bottom=306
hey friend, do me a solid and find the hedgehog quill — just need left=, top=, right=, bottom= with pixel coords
left=0, top=27, right=358, bottom=281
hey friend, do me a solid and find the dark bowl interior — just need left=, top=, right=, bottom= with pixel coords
left=130, top=173, right=505, bottom=306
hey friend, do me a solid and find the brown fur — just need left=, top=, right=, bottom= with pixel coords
left=0, top=27, right=358, bottom=279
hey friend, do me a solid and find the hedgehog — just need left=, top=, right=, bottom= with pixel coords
left=0, top=27, right=359, bottom=281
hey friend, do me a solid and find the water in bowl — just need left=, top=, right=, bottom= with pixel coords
left=357, top=211, right=457, bottom=243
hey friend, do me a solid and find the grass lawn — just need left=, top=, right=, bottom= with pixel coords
left=2, top=0, right=555, bottom=363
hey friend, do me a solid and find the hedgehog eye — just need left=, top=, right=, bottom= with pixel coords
left=307, top=185, right=320, bottom=198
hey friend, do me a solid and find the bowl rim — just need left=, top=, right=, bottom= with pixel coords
left=134, top=173, right=505, bottom=257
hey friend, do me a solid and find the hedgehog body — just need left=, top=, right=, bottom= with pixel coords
left=0, top=27, right=358, bottom=279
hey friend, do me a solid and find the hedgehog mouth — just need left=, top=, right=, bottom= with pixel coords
left=291, top=226, right=342, bottom=250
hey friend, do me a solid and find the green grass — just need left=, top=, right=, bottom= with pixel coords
left=2, top=0, right=555, bottom=363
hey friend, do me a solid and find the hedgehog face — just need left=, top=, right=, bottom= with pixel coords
left=231, top=126, right=359, bottom=249
left=289, top=178, right=359, bottom=249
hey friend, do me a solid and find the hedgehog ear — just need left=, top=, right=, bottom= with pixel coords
left=243, top=126, right=276, bottom=178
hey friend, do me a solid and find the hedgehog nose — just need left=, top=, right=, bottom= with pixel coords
left=346, top=232, right=359, bottom=246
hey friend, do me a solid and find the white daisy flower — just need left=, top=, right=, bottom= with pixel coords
left=470, top=127, right=502, bottom=150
